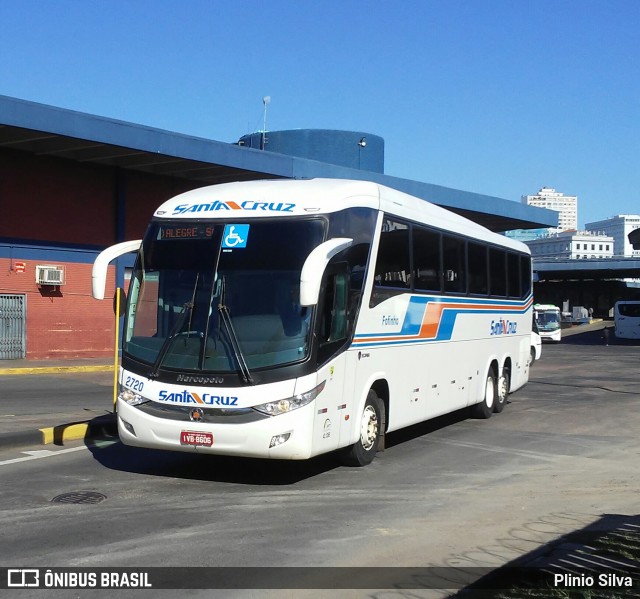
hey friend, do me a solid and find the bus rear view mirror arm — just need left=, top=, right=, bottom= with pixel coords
left=92, top=240, right=142, bottom=300
left=300, top=238, right=353, bottom=306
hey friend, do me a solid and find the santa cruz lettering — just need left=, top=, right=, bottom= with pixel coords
left=490, top=319, right=518, bottom=335
left=172, top=200, right=295, bottom=215
left=158, top=390, right=238, bottom=406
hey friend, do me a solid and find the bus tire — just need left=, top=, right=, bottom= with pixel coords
left=340, top=389, right=383, bottom=467
left=494, top=366, right=510, bottom=413
left=472, top=369, right=496, bottom=419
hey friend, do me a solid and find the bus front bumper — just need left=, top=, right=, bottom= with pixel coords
left=116, top=398, right=315, bottom=460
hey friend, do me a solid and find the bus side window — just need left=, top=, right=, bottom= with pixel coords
left=413, top=227, right=442, bottom=292
left=467, top=242, right=488, bottom=295
left=443, top=235, right=466, bottom=293
left=507, top=252, right=521, bottom=298
left=520, top=255, right=532, bottom=298
left=374, top=219, right=410, bottom=289
left=489, top=248, right=507, bottom=297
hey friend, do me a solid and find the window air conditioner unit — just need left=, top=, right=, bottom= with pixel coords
left=36, top=265, right=65, bottom=286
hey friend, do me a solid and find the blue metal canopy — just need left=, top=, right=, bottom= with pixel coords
left=0, top=95, right=557, bottom=232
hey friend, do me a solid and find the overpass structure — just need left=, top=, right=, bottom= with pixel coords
left=534, top=257, right=640, bottom=281
left=533, top=257, right=640, bottom=317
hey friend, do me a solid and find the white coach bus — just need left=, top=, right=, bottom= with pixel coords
left=533, top=304, right=562, bottom=342
left=614, top=300, right=640, bottom=339
left=93, top=179, right=533, bottom=466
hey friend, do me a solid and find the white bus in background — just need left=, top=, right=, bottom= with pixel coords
left=533, top=304, right=562, bottom=342
left=92, top=179, right=534, bottom=466
left=614, top=301, right=640, bottom=339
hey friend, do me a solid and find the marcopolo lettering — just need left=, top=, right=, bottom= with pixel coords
left=176, top=374, right=224, bottom=384
left=158, top=390, right=238, bottom=406
left=490, top=319, right=518, bottom=335
left=172, top=200, right=295, bottom=215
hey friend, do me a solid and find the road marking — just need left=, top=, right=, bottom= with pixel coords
left=22, top=450, right=58, bottom=457
left=0, top=440, right=116, bottom=467
left=424, top=437, right=558, bottom=461
left=0, top=445, right=89, bottom=466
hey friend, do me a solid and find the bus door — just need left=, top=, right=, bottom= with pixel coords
left=311, top=263, right=353, bottom=454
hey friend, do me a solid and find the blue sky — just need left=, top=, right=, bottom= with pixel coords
left=1, top=0, right=638, bottom=227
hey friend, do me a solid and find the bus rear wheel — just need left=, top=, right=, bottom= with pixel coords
left=472, top=369, right=496, bottom=419
left=494, top=366, right=510, bottom=413
left=340, top=389, right=383, bottom=467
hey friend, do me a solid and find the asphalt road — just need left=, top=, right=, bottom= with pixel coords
left=0, top=334, right=639, bottom=598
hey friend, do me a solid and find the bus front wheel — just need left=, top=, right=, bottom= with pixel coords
left=340, top=389, right=384, bottom=467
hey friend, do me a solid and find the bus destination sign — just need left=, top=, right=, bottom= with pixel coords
left=158, top=224, right=214, bottom=241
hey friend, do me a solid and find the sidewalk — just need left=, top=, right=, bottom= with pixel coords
left=0, top=357, right=117, bottom=449
left=0, top=356, right=114, bottom=376
left=560, top=318, right=613, bottom=337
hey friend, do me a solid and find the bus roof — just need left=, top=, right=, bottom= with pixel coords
left=153, top=179, right=529, bottom=254
left=534, top=304, right=560, bottom=311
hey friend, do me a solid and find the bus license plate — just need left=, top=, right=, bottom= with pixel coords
left=180, top=431, right=214, bottom=447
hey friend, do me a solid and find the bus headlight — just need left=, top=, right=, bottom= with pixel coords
left=118, top=385, right=149, bottom=406
left=253, top=380, right=326, bottom=416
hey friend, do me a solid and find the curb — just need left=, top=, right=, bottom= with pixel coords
left=0, top=414, right=118, bottom=449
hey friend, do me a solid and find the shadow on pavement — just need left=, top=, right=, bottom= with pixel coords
left=85, top=408, right=474, bottom=486
left=449, top=513, right=640, bottom=597
left=559, top=325, right=640, bottom=347
left=86, top=434, right=341, bottom=486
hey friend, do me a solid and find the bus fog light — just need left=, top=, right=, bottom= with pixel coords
left=269, top=432, right=291, bottom=448
left=118, top=385, right=149, bottom=406
left=120, top=418, right=136, bottom=436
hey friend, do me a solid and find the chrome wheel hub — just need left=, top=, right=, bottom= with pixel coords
left=360, top=405, right=378, bottom=451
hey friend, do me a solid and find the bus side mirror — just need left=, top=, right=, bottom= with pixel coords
left=300, top=238, right=353, bottom=306
left=92, top=240, right=142, bottom=300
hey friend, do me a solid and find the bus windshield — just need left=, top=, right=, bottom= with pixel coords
left=618, top=303, right=640, bottom=318
left=124, top=219, right=326, bottom=375
left=535, top=309, right=560, bottom=331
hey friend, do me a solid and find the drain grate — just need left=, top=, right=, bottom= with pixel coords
left=51, top=491, right=107, bottom=505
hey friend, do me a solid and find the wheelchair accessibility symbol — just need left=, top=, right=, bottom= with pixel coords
left=222, top=224, right=250, bottom=249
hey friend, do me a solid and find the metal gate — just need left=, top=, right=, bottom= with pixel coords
left=0, top=294, right=26, bottom=359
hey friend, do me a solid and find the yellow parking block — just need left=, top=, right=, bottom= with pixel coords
left=40, top=422, right=91, bottom=445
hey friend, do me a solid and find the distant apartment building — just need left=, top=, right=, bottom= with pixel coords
left=523, top=187, right=578, bottom=232
left=506, top=187, right=577, bottom=242
left=526, top=230, right=614, bottom=260
left=585, top=215, right=640, bottom=257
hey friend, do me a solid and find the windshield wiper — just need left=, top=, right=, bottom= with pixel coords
left=218, top=276, right=254, bottom=385
left=148, top=273, right=200, bottom=379
left=148, top=301, right=195, bottom=379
